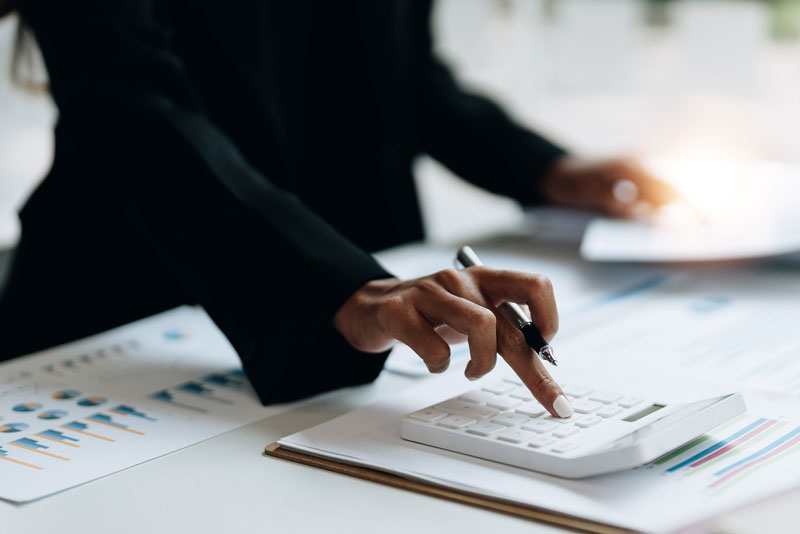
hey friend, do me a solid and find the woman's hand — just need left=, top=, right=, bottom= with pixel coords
left=541, top=156, right=680, bottom=217
left=333, top=267, right=573, bottom=418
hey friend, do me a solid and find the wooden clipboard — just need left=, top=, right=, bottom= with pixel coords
left=264, top=443, right=635, bottom=534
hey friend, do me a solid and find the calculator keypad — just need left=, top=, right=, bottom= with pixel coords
left=406, top=380, right=646, bottom=455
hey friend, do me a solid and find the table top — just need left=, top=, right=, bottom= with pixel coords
left=3, top=238, right=796, bottom=534
left=0, top=372, right=566, bottom=534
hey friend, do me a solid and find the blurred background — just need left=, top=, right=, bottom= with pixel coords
left=2, top=0, right=800, bottom=249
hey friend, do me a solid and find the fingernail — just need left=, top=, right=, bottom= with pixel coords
left=553, top=395, right=574, bottom=418
left=466, top=375, right=479, bottom=381
left=612, top=179, right=638, bottom=204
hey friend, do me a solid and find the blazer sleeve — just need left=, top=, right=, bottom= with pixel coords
left=19, top=0, right=392, bottom=404
left=414, top=4, right=567, bottom=205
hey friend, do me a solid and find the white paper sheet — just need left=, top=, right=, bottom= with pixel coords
left=0, top=306, right=290, bottom=502
left=278, top=366, right=800, bottom=533
left=581, top=161, right=800, bottom=262
left=281, top=263, right=800, bottom=532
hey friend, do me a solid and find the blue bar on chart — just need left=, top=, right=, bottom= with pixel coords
left=85, top=413, right=144, bottom=435
left=202, top=373, right=245, bottom=389
left=36, top=429, right=80, bottom=447
left=176, top=382, right=233, bottom=404
left=9, top=438, right=70, bottom=461
left=0, top=446, right=43, bottom=470
left=714, top=425, right=800, bottom=477
left=109, top=405, right=157, bottom=421
left=667, top=418, right=768, bottom=472
left=150, top=390, right=209, bottom=413
left=62, top=421, right=115, bottom=442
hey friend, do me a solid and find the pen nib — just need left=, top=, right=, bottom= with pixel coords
left=539, top=345, right=557, bottom=366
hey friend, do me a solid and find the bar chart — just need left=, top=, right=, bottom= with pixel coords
left=0, top=307, right=287, bottom=503
left=652, top=415, right=800, bottom=494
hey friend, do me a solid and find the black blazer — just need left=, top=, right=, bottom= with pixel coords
left=0, top=0, right=565, bottom=403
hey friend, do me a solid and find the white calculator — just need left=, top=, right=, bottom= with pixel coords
left=401, top=378, right=745, bottom=478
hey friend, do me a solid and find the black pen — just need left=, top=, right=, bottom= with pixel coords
left=455, top=246, right=558, bottom=366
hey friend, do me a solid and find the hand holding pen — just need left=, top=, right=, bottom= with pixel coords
left=333, top=247, right=574, bottom=418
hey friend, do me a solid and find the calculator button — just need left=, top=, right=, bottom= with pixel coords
left=563, top=384, right=594, bottom=398
left=553, top=426, right=580, bottom=439
left=437, top=415, right=477, bottom=429
left=545, top=415, right=576, bottom=424
left=572, top=399, right=603, bottom=414
left=408, top=408, right=447, bottom=423
left=502, top=377, right=523, bottom=386
left=597, top=405, right=623, bottom=418
left=509, top=387, right=534, bottom=401
left=589, top=391, right=624, bottom=404
left=515, top=402, right=547, bottom=418
left=492, top=412, right=529, bottom=427
left=467, top=422, right=505, bottom=436
left=528, top=435, right=556, bottom=448
left=497, top=429, right=536, bottom=444
left=522, top=420, right=558, bottom=433
left=481, top=381, right=516, bottom=394
left=486, top=396, right=521, bottom=411
left=552, top=440, right=579, bottom=453
left=619, top=396, right=643, bottom=408
left=575, top=416, right=602, bottom=428
left=458, top=390, right=495, bottom=404
left=436, top=400, right=499, bottom=420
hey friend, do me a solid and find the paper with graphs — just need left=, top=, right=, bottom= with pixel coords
left=0, top=306, right=287, bottom=502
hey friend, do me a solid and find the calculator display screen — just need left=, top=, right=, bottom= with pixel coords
left=600, top=395, right=732, bottom=452
left=622, top=404, right=666, bottom=422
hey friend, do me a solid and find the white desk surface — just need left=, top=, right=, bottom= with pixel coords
left=2, top=238, right=795, bottom=534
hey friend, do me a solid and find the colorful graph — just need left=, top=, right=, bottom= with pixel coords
left=52, top=390, right=81, bottom=400
left=109, top=405, right=156, bottom=421
left=85, top=413, right=144, bottom=435
left=36, top=429, right=80, bottom=447
left=202, top=373, right=245, bottom=389
left=12, top=402, right=42, bottom=412
left=61, top=421, right=114, bottom=442
left=150, top=390, right=208, bottom=413
left=0, top=422, right=29, bottom=433
left=38, top=410, right=68, bottom=420
left=655, top=416, right=800, bottom=493
left=0, top=446, right=43, bottom=470
left=176, top=382, right=233, bottom=404
left=9, top=438, right=70, bottom=461
left=77, top=396, right=107, bottom=407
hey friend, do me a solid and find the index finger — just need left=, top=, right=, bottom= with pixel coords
left=472, top=268, right=559, bottom=341
left=496, top=318, right=573, bottom=418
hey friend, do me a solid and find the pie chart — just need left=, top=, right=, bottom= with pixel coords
left=38, top=410, right=68, bottom=420
left=0, top=423, right=29, bottom=433
left=52, top=390, right=81, bottom=400
left=12, top=402, right=42, bottom=412
left=77, top=396, right=107, bottom=407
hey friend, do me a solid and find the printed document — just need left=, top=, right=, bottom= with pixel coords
left=0, top=306, right=289, bottom=502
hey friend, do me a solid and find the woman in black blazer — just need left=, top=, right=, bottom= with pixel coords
left=0, top=0, right=673, bottom=417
